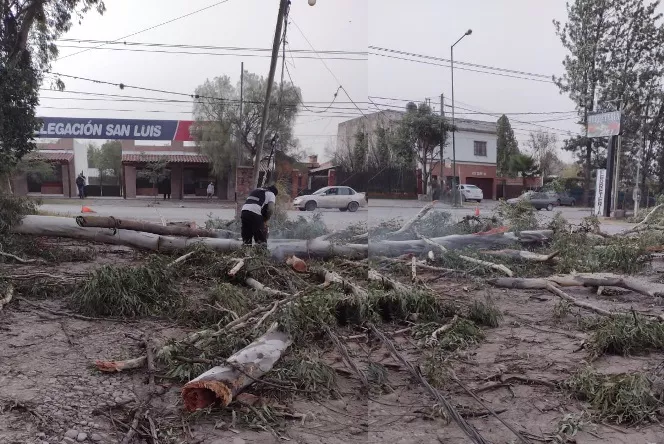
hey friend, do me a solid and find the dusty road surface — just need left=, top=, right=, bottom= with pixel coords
left=37, top=198, right=635, bottom=234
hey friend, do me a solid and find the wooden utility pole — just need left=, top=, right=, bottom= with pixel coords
left=264, top=1, right=290, bottom=187
left=252, top=0, right=289, bottom=189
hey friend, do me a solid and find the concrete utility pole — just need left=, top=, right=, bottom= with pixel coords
left=439, top=93, right=445, bottom=187
left=450, top=29, right=472, bottom=207
left=252, top=0, right=289, bottom=189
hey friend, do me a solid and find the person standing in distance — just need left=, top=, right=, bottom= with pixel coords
left=75, top=173, right=86, bottom=199
left=241, top=185, right=278, bottom=245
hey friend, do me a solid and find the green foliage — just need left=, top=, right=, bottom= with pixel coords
left=414, top=318, right=484, bottom=351
left=586, top=314, right=664, bottom=358
left=467, top=298, right=502, bottom=328
left=266, top=351, right=338, bottom=399
left=87, top=140, right=122, bottom=186
left=206, top=212, right=328, bottom=240
left=495, top=199, right=539, bottom=232
left=0, top=194, right=36, bottom=233
left=72, top=257, right=184, bottom=317
left=352, top=130, right=368, bottom=172
left=496, top=115, right=520, bottom=175
left=390, top=103, right=453, bottom=194
left=509, top=153, right=540, bottom=186
left=1, top=1, right=105, bottom=178
left=565, top=367, right=659, bottom=424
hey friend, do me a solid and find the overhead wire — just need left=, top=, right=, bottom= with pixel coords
left=57, top=0, right=235, bottom=61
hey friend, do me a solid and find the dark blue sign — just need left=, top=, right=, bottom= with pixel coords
left=36, top=117, right=194, bottom=141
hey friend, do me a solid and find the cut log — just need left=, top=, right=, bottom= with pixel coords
left=181, top=328, right=291, bottom=411
left=228, top=259, right=245, bottom=277
left=76, top=215, right=231, bottom=238
left=388, top=201, right=438, bottom=236
left=0, top=285, right=14, bottom=311
left=95, top=356, right=147, bottom=373
left=481, top=249, right=559, bottom=263
left=13, top=216, right=367, bottom=260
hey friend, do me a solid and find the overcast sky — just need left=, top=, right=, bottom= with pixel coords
left=41, top=0, right=594, bottom=162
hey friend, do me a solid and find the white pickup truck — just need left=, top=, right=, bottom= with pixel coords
left=293, top=186, right=367, bottom=212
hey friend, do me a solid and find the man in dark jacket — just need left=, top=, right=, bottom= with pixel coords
left=75, top=173, right=86, bottom=199
left=240, top=185, right=278, bottom=245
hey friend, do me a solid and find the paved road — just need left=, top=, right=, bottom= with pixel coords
left=38, top=199, right=634, bottom=234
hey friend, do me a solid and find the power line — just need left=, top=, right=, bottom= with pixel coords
left=370, top=46, right=551, bottom=79
left=57, top=0, right=235, bottom=61
left=369, top=52, right=554, bottom=84
left=58, top=38, right=367, bottom=56
left=54, top=44, right=367, bottom=61
left=39, top=87, right=369, bottom=106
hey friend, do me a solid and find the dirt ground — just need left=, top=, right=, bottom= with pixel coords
left=2, top=243, right=664, bottom=444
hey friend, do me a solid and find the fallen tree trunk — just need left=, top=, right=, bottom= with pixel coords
left=546, top=274, right=663, bottom=298
left=76, top=215, right=233, bottom=238
left=13, top=216, right=367, bottom=260
left=181, top=327, right=291, bottom=411
left=370, top=230, right=553, bottom=257
left=487, top=277, right=615, bottom=317
left=481, top=249, right=559, bottom=263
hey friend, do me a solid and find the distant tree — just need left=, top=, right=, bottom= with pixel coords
left=352, top=130, right=368, bottom=172
left=0, top=1, right=105, bottom=192
left=192, top=71, right=301, bottom=177
left=87, top=141, right=122, bottom=195
left=138, top=156, right=169, bottom=201
left=391, top=103, right=453, bottom=194
left=371, top=125, right=393, bottom=170
left=496, top=115, right=520, bottom=176
left=527, top=131, right=562, bottom=179
left=510, top=154, right=541, bottom=190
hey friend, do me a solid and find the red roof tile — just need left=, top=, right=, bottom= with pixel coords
left=122, top=154, right=209, bottom=164
left=26, top=151, right=74, bottom=162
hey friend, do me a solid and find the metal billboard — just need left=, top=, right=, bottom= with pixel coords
left=587, top=111, right=621, bottom=138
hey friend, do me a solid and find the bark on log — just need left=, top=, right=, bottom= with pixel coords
left=181, top=328, right=292, bottom=411
left=76, top=215, right=232, bottom=238
left=13, top=216, right=367, bottom=260
left=481, top=249, right=559, bottom=263
left=547, top=274, right=663, bottom=298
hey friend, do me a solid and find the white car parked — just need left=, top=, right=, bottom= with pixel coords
left=292, top=186, right=367, bottom=212
left=458, top=184, right=483, bottom=202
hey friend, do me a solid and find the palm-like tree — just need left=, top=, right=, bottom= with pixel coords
left=509, top=154, right=541, bottom=190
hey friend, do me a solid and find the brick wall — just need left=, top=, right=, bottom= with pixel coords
left=235, top=166, right=254, bottom=198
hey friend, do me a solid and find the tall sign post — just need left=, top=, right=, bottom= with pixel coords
left=587, top=110, right=622, bottom=217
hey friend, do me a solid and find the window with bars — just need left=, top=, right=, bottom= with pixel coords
left=474, top=141, right=487, bottom=157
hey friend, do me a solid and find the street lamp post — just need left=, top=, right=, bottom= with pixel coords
left=450, top=29, right=472, bottom=207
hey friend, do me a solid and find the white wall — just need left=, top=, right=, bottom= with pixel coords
left=72, top=140, right=95, bottom=178
left=450, top=131, right=497, bottom=164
